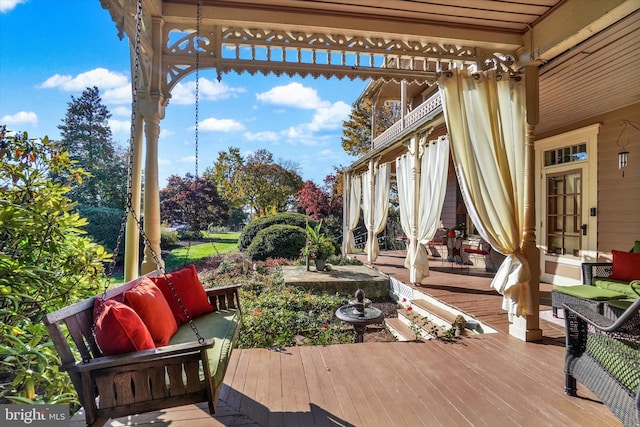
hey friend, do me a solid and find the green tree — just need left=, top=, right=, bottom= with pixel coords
left=57, top=86, right=127, bottom=208
left=341, top=99, right=400, bottom=156
left=0, top=127, right=110, bottom=404
left=206, top=146, right=244, bottom=209
left=236, top=149, right=303, bottom=217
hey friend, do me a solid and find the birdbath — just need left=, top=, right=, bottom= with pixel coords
left=335, top=289, right=384, bottom=343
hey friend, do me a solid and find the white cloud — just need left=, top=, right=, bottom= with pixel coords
left=111, top=106, right=131, bottom=117
left=170, top=78, right=244, bottom=105
left=108, top=119, right=131, bottom=134
left=243, top=130, right=279, bottom=142
left=160, top=128, right=175, bottom=139
left=198, top=117, right=244, bottom=132
left=308, top=101, right=351, bottom=131
left=103, top=84, right=132, bottom=104
left=1, top=111, right=37, bottom=125
left=180, top=155, right=196, bottom=163
left=0, top=0, right=27, bottom=13
left=39, top=68, right=129, bottom=92
left=256, top=82, right=329, bottom=109
left=158, top=158, right=171, bottom=165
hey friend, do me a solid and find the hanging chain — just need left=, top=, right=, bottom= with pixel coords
left=92, top=0, right=205, bottom=347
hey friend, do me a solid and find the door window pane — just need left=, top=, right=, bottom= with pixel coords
left=546, top=170, right=582, bottom=256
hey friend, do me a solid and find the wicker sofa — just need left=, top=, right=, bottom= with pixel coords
left=552, top=243, right=640, bottom=318
left=564, top=299, right=640, bottom=426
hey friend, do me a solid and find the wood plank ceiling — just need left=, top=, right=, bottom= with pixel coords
left=130, top=0, right=640, bottom=135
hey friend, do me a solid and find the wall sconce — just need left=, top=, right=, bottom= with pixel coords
left=615, top=119, right=640, bottom=177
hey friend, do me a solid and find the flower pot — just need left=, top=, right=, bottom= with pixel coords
left=314, top=258, right=327, bottom=271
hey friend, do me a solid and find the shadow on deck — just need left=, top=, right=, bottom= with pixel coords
left=71, top=250, right=617, bottom=426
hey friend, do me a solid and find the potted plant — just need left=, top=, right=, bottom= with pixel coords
left=301, top=221, right=336, bottom=271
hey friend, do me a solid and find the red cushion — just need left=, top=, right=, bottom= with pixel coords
left=93, top=298, right=155, bottom=356
left=124, top=277, right=178, bottom=347
left=610, top=250, right=640, bottom=282
left=150, top=264, right=214, bottom=325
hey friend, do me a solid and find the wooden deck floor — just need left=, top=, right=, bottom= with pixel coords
left=71, top=250, right=619, bottom=426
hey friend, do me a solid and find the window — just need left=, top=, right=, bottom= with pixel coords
left=544, top=143, right=587, bottom=166
left=547, top=170, right=581, bottom=256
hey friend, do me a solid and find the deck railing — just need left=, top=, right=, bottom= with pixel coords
left=372, top=93, right=442, bottom=150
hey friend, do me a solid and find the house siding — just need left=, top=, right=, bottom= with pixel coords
left=537, top=102, right=640, bottom=260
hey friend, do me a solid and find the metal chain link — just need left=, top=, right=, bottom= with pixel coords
left=92, top=0, right=205, bottom=346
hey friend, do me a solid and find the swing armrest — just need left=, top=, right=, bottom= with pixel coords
left=205, top=284, right=242, bottom=312
left=64, top=338, right=215, bottom=373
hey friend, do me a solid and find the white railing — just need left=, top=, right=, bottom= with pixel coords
left=372, top=93, right=442, bottom=150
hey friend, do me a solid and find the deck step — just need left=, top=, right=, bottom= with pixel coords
left=410, top=298, right=460, bottom=325
left=384, top=317, right=415, bottom=341
left=397, top=308, right=450, bottom=338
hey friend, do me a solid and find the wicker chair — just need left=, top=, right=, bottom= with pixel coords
left=564, top=299, right=640, bottom=426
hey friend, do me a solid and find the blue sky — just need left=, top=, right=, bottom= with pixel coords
left=0, top=0, right=368, bottom=186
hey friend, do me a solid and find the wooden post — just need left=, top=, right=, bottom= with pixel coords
left=124, top=110, right=143, bottom=281
left=510, top=65, right=543, bottom=341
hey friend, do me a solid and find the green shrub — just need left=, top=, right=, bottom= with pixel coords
left=238, top=212, right=316, bottom=251
left=161, top=227, right=179, bottom=247
left=246, top=224, right=306, bottom=261
left=239, top=283, right=352, bottom=348
left=0, top=128, right=110, bottom=405
left=75, top=205, right=125, bottom=254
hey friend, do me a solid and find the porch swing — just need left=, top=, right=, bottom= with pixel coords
left=43, top=2, right=242, bottom=426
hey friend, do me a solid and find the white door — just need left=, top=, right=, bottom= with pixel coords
left=535, top=124, right=599, bottom=286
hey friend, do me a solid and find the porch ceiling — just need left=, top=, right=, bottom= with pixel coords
left=103, top=0, right=640, bottom=135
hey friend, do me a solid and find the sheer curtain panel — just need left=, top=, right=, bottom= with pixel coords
left=362, top=163, right=390, bottom=263
left=438, top=68, right=531, bottom=320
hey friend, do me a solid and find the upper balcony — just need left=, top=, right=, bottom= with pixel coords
left=372, top=92, right=443, bottom=151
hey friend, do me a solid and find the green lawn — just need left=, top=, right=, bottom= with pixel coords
left=109, top=232, right=240, bottom=284
left=164, top=232, right=240, bottom=271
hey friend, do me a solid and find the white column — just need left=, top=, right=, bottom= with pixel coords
left=510, top=65, right=543, bottom=341
left=124, top=111, right=144, bottom=281
left=410, top=135, right=421, bottom=284
left=367, top=158, right=375, bottom=264
left=140, top=102, right=165, bottom=274
left=400, top=80, right=407, bottom=131
left=342, top=170, right=350, bottom=255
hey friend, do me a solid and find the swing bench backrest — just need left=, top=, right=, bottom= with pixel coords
left=43, top=271, right=242, bottom=427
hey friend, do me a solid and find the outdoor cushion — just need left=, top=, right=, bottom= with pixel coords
left=593, top=277, right=640, bottom=299
left=587, top=333, right=640, bottom=393
left=607, top=298, right=636, bottom=311
left=610, top=250, right=640, bottom=282
left=123, top=277, right=178, bottom=347
left=168, top=308, right=241, bottom=390
left=93, top=298, right=155, bottom=356
left=553, top=285, right=627, bottom=301
left=150, top=264, right=214, bottom=325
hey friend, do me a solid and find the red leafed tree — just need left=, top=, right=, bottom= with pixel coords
left=160, top=173, right=228, bottom=230
left=296, top=173, right=343, bottom=221
left=296, top=180, right=330, bottom=220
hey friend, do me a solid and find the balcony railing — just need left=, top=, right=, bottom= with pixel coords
left=372, top=93, right=442, bottom=150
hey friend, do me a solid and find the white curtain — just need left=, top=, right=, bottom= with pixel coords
left=362, top=163, right=391, bottom=263
left=345, top=174, right=361, bottom=253
left=396, top=136, right=449, bottom=283
left=438, top=68, right=531, bottom=320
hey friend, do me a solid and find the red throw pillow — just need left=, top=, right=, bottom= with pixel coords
left=93, top=298, right=155, bottom=356
left=124, top=277, right=178, bottom=347
left=150, top=264, right=214, bottom=325
left=610, top=250, right=640, bottom=282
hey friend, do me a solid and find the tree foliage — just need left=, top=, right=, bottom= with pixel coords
left=210, top=148, right=303, bottom=218
left=160, top=173, right=229, bottom=231
left=296, top=170, right=344, bottom=221
left=56, top=86, right=128, bottom=209
left=341, top=99, right=401, bottom=156
left=0, top=127, right=111, bottom=405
